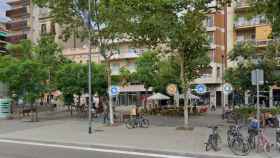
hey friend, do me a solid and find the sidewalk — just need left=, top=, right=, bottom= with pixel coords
left=0, top=118, right=278, bottom=158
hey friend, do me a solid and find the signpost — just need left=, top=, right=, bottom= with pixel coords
left=166, top=84, right=178, bottom=107
left=251, top=69, right=264, bottom=129
left=110, top=86, right=120, bottom=96
left=195, top=84, right=207, bottom=94
left=223, top=83, right=233, bottom=95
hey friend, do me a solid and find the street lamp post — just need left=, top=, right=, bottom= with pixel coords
left=221, top=54, right=225, bottom=111
left=88, top=0, right=93, bottom=134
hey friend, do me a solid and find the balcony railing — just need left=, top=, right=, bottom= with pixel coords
left=236, top=39, right=272, bottom=47
left=6, top=7, right=29, bottom=18
left=234, top=16, right=269, bottom=28
left=235, top=1, right=250, bottom=9
left=8, top=0, right=30, bottom=6
left=6, top=20, right=29, bottom=31
left=6, top=34, right=27, bottom=43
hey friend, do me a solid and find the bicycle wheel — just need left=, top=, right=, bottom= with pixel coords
left=211, top=135, right=219, bottom=151
left=230, top=138, right=250, bottom=156
left=140, top=119, right=150, bottom=128
left=205, top=143, right=211, bottom=151
left=264, top=143, right=271, bottom=153
left=125, top=119, right=135, bottom=129
left=205, top=135, right=213, bottom=151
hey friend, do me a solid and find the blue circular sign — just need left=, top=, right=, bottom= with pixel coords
left=195, top=84, right=207, bottom=94
left=223, top=83, right=233, bottom=94
left=110, top=86, right=120, bottom=96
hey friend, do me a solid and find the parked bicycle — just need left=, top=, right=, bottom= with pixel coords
left=125, top=115, right=149, bottom=129
left=227, top=125, right=250, bottom=156
left=276, top=128, right=280, bottom=152
left=205, top=126, right=222, bottom=151
left=256, top=128, right=273, bottom=153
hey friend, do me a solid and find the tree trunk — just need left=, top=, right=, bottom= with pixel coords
left=144, top=89, right=148, bottom=112
left=106, top=59, right=114, bottom=125
left=30, top=103, right=34, bottom=122
left=180, top=58, right=189, bottom=126
left=35, top=103, right=38, bottom=122
left=70, top=104, right=73, bottom=116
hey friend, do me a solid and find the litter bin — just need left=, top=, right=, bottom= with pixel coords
left=0, top=98, right=11, bottom=118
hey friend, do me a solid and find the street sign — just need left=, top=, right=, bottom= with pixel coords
left=166, top=84, right=177, bottom=96
left=223, top=83, right=233, bottom=94
left=251, top=69, right=264, bottom=85
left=195, top=84, right=207, bottom=94
left=110, top=86, right=120, bottom=96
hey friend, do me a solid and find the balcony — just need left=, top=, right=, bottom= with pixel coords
left=236, top=39, right=272, bottom=47
left=6, top=34, right=27, bottom=44
left=6, top=20, right=30, bottom=31
left=8, top=0, right=30, bottom=8
left=192, top=63, right=222, bottom=84
left=6, top=7, right=29, bottom=18
left=235, top=0, right=250, bottom=10
left=234, top=16, right=269, bottom=29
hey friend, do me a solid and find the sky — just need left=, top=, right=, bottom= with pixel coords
left=0, top=1, right=11, bottom=23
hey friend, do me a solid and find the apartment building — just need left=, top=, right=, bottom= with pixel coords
left=191, top=9, right=227, bottom=107
left=0, top=1, right=11, bottom=54
left=228, top=0, right=277, bottom=107
left=5, top=0, right=35, bottom=43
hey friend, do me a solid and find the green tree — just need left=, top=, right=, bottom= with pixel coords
left=122, top=0, right=211, bottom=126
left=6, top=39, right=33, bottom=59
left=0, top=57, right=48, bottom=121
left=33, top=35, right=63, bottom=104
left=225, top=41, right=280, bottom=104
left=33, top=0, right=140, bottom=125
left=154, top=56, right=181, bottom=93
left=55, top=62, right=107, bottom=115
left=136, top=51, right=159, bottom=93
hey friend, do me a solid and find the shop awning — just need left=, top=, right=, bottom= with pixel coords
left=147, top=93, right=170, bottom=101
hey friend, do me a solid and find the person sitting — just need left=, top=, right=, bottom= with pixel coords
left=265, top=112, right=274, bottom=127
left=223, top=104, right=232, bottom=119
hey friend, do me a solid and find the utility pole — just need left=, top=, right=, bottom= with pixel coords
left=256, top=69, right=260, bottom=129
left=88, top=0, right=93, bottom=134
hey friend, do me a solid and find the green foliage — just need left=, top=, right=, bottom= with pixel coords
left=153, top=56, right=181, bottom=93
left=55, top=62, right=107, bottom=105
left=135, top=51, right=159, bottom=90
left=234, top=106, right=280, bottom=119
left=225, top=41, right=280, bottom=93
left=6, top=39, right=33, bottom=59
left=0, top=57, right=48, bottom=103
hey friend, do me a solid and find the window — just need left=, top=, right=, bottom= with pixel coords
left=207, top=16, right=214, bottom=27
left=41, top=24, right=47, bottom=35
left=128, top=63, right=136, bottom=72
left=217, top=67, right=221, bottom=78
left=210, top=50, right=215, bottom=62
left=208, top=32, right=214, bottom=44
left=50, top=22, right=56, bottom=34
left=111, top=63, right=120, bottom=75
left=128, top=48, right=136, bottom=54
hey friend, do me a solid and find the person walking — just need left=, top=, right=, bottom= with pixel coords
left=103, top=100, right=109, bottom=124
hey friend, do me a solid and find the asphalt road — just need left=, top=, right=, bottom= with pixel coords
left=0, top=139, right=196, bottom=158
left=0, top=139, right=240, bottom=158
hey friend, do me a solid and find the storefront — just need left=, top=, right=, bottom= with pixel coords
left=113, top=85, right=152, bottom=106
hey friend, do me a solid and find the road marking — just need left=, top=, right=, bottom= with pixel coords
left=0, top=139, right=193, bottom=158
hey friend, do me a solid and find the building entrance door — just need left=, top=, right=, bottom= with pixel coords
left=216, top=91, right=222, bottom=107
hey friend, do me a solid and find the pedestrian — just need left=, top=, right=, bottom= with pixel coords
left=103, top=100, right=109, bottom=124
left=210, top=104, right=216, bottom=112
left=248, top=116, right=260, bottom=136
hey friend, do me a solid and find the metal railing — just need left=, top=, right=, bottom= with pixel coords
left=235, top=1, right=250, bottom=8
left=234, top=17, right=269, bottom=28
left=236, top=39, right=272, bottom=47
